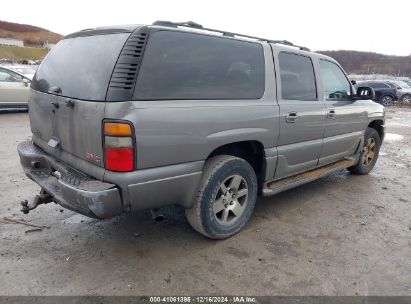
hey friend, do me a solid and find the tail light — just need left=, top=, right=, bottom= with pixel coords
left=103, top=121, right=135, bottom=172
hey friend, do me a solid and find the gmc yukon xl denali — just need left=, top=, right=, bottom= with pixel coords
left=17, top=21, right=385, bottom=239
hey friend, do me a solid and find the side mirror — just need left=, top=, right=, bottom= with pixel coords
left=355, top=86, right=375, bottom=100
left=23, top=78, right=30, bottom=87
left=350, top=80, right=357, bottom=85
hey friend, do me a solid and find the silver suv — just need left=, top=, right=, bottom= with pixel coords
left=386, top=80, right=411, bottom=103
left=17, top=21, right=385, bottom=239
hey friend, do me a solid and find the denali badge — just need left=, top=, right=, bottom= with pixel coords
left=85, top=153, right=101, bottom=164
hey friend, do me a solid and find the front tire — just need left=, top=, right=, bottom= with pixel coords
left=185, top=155, right=257, bottom=239
left=348, top=127, right=381, bottom=175
left=401, top=94, right=411, bottom=103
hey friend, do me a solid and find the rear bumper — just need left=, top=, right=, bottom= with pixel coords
left=17, top=140, right=123, bottom=219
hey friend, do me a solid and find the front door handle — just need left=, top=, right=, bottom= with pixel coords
left=327, top=109, right=336, bottom=118
left=285, top=112, right=298, bottom=123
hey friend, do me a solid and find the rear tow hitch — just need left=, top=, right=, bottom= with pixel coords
left=21, top=189, right=53, bottom=214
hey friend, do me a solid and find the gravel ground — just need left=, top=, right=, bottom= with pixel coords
left=0, top=107, right=410, bottom=296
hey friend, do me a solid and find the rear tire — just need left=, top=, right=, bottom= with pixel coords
left=185, top=155, right=257, bottom=239
left=379, top=95, right=394, bottom=106
left=348, top=127, right=381, bottom=175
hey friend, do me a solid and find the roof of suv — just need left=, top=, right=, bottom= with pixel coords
left=63, top=21, right=340, bottom=68
left=65, top=21, right=311, bottom=51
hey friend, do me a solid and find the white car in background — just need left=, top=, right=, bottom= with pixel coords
left=0, top=67, right=30, bottom=108
left=2, top=65, right=37, bottom=80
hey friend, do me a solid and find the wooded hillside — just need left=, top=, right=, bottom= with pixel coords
left=318, top=50, right=411, bottom=77
left=0, top=20, right=62, bottom=46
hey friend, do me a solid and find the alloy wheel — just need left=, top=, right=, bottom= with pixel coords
left=381, top=96, right=393, bottom=106
left=402, top=95, right=411, bottom=103
left=213, top=175, right=248, bottom=226
left=362, top=137, right=376, bottom=166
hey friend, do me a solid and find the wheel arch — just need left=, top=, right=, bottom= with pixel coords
left=368, top=119, right=384, bottom=140
left=206, top=140, right=266, bottom=184
left=379, top=93, right=395, bottom=101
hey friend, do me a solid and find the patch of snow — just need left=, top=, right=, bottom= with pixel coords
left=384, top=133, right=404, bottom=141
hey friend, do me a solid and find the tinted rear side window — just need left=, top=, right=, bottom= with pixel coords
left=32, top=33, right=129, bottom=101
left=375, top=82, right=389, bottom=88
left=367, top=82, right=388, bottom=88
left=133, top=31, right=265, bottom=100
left=278, top=52, right=317, bottom=101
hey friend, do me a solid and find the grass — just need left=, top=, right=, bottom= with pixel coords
left=0, top=45, right=49, bottom=61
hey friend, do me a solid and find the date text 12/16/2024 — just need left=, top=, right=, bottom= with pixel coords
left=149, top=296, right=257, bottom=303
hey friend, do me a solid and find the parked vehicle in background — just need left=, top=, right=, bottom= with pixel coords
left=0, top=67, right=30, bottom=108
left=17, top=21, right=384, bottom=239
left=0, top=58, right=13, bottom=65
left=385, top=80, right=411, bottom=103
left=2, top=65, right=37, bottom=80
left=403, top=80, right=411, bottom=87
left=18, top=59, right=36, bottom=65
left=355, top=81, right=397, bottom=106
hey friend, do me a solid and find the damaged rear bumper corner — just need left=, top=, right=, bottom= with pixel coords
left=17, top=140, right=123, bottom=219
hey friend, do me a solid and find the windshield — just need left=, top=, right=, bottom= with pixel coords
left=31, top=33, right=129, bottom=101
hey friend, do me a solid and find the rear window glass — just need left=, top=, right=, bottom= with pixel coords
left=133, top=31, right=265, bottom=100
left=31, top=33, right=129, bottom=101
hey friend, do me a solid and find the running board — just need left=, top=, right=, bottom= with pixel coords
left=262, top=159, right=355, bottom=197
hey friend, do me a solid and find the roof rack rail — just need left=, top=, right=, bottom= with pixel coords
left=152, top=20, right=310, bottom=51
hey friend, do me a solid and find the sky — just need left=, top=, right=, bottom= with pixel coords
left=1, top=0, right=410, bottom=56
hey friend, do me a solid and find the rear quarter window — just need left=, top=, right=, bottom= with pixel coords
left=133, top=31, right=265, bottom=100
left=376, top=83, right=389, bottom=88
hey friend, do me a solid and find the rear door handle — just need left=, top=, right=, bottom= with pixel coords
left=327, top=109, right=336, bottom=118
left=285, top=112, right=298, bottom=123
